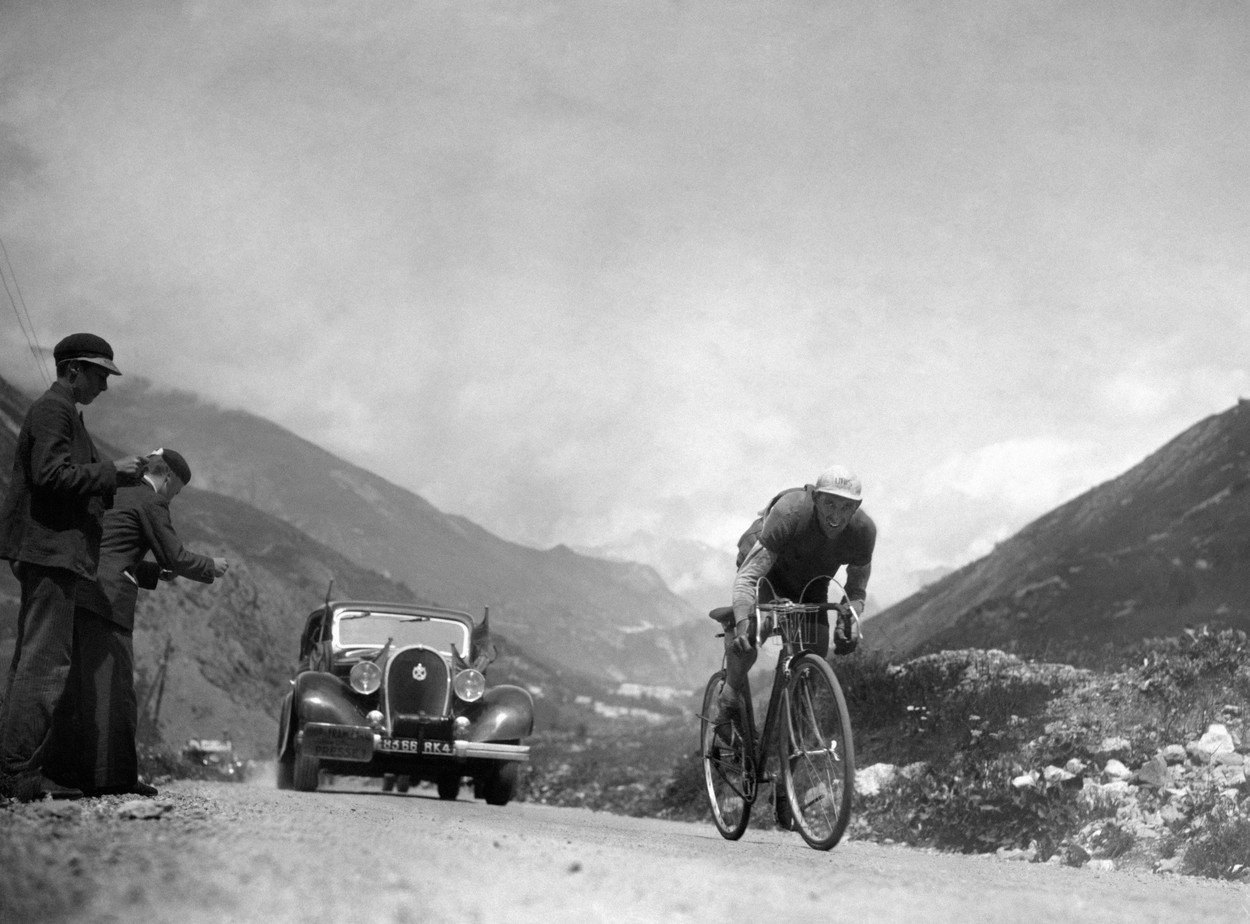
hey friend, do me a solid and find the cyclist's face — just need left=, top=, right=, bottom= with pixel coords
left=815, top=493, right=860, bottom=534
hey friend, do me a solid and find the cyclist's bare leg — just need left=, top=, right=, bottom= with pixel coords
left=723, top=637, right=757, bottom=698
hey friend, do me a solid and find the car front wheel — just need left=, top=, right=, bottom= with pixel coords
left=482, top=762, right=518, bottom=806
left=276, top=753, right=294, bottom=790
left=293, top=725, right=321, bottom=792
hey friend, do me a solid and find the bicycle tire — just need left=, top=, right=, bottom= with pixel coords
left=700, top=671, right=753, bottom=840
left=780, top=654, right=854, bottom=850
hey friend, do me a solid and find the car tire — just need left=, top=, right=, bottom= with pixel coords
left=293, top=728, right=321, bottom=792
left=382, top=773, right=396, bottom=793
left=276, top=754, right=295, bottom=790
left=482, top=762, right=518, bottom=806
left=396, top=775, right=412, bottom=794
left=436, top=772, right=460, bottom=801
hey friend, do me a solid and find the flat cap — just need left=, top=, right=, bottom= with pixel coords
left=53, top=333, right=121, bottom=375
left=150, top=448, right=192, bottom=485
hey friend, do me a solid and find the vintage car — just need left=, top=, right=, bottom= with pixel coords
left=182, top=736, right=248, bottom=782
left=275, top=599, right=533, bottom=804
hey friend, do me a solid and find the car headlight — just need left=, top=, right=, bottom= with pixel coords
left=453, top=669, right=485, bottom=702
left=350, top=660, right=382, bottom=694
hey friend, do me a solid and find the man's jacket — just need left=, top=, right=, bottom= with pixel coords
left=76, top=482, right=217, bottom=631
left=0, top=381, right=117, bottom=578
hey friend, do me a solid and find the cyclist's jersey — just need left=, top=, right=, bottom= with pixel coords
left=735, top=487, right=876, bottom=604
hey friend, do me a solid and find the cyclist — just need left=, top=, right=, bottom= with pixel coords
left=712, top=464, right=876, bottom=734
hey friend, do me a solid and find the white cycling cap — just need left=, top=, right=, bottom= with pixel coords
left=812, top=465, right=862, bottom=501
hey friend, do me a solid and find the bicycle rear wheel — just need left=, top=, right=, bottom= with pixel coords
left=780, top=654, right=854, bottom=850
left=700, top=671, right=753, bottom=840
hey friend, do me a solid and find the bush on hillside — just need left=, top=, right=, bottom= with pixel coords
left=1178, top=792, right=1250, bottom=880
left=855, top=755, right=1110, bottom=859
left=838, top=648, right=1084, bottom=767
left=1137, top=626, right=1250, bottom=701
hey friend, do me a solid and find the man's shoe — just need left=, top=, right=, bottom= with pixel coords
left=14, top=773, right=84, bottom=802
left=774, top=784, right=794, bottom=830
left=128, top=781, right=159, bottom=797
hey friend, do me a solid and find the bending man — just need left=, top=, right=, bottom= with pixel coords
left=714, top=464, right=876, bottom=729
left=63, top=448, right=228, bottom=796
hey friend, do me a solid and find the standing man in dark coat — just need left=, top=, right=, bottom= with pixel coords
left=63, top=448, right=227, bottom=796
left=0, top=333, right=145, bottom=801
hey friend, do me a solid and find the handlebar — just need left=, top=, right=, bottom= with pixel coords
left=752, top=599, right=842, bottom=649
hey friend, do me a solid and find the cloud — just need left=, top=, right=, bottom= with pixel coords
left=922, top=437, right=1113, bottom=513
left=1, top=0, right=1246, bottom=616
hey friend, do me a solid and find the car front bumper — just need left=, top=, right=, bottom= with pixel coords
left=299, top=722, right=530, bottom=763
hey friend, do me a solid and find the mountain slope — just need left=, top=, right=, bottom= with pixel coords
left=2, top=375, right=717, bottom=688
left=868, top=400, right=1250, bottom=665
left=0, top=376, right=655, bottom=756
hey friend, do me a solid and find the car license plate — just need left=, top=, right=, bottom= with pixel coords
left=377, top=737, right=453, bottom=756
left=301, top=723, right=374, bottom=762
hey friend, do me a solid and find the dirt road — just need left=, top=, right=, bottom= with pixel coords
left=4, top=777, right=1245, bottom=923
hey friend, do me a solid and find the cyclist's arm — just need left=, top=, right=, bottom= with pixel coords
left=732, top=541, right=777, bottom=626
left=844, top=562, right=871, bottom=615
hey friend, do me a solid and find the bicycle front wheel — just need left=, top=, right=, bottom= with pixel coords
left=780, top=654, right=854, bottom=850
left=700, top=671, right=752, bottom=840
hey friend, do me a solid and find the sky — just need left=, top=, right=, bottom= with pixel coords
left=1, top=0, right=1247, bottom=609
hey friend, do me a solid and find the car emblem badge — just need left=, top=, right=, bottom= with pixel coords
left=412, top=664, right=427, bottom=681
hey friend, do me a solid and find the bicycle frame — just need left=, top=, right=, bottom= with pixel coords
left=729, top=576, right=843, bottom=789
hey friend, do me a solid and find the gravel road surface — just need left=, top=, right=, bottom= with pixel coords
left=4, top=776, right=1246, bottom=923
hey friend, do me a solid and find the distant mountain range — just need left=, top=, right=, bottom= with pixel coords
left=0, top=374, right=720, bottom=756
left=868, top=400, right=1250, bottom=665
left=575, top=532, right=737, bottom=617
left=11, top=368, right=1245, bottom=754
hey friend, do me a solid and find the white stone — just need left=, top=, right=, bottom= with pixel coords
left=1103, top=759, right=1133, bottom=781
left=856, top=763, right=899, bottom=797
left=1158, top=744, right=1187, bottom=765
left=1187, top=724, right=1236, bottom=764
left=1097, top=736, right=1131, bottom=757
left=1099, top=780, right=1132, bottom=797
left=1012, top=771, right=1039, bottom=789
left=1043, top=765, right=1076, bottom=784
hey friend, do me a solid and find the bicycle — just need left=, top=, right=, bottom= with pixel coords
left=699, top=578, right=856, bottom=850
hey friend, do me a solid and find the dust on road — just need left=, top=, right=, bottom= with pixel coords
left=2, top=779, right=1245, bottom=923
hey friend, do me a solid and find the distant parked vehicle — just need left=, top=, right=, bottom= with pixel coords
left=182, top=737, right=248, bottom=782
left=275, top=599, right=532, bottom=805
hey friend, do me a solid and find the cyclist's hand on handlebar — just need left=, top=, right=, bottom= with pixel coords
left=731, top=618, right=753, bottom=653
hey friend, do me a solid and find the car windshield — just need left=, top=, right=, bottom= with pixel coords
left=334, top=610, right=470, bottom=657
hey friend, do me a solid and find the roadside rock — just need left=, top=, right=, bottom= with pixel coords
left=116, top=799, right=174, bottom=820
left=1134, top=756, right=1171, bottom=788
left=1103, top=759, right=1133, bottom=781
left=1096, top=737, right=1131, bottom=760
left=857, top=763, right=899, bottom=797
left=1158, top=745, right=1187, bottom=765
left=1186, top=724, right=1236, bottom=764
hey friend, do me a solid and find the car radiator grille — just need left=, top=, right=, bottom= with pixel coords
left=385, top=646, right=452, bottom=737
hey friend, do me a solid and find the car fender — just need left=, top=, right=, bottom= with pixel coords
left=470, top=684, right=534, bottom=741
left=294, top=671, right=368, bottom=731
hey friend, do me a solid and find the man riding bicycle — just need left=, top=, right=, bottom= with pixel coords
left=712, top=464, right=876, bottom=733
